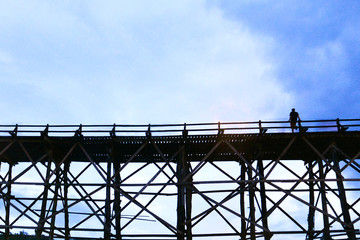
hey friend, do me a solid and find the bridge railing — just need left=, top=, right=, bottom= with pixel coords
left=0, top=118, right=359, bottom=137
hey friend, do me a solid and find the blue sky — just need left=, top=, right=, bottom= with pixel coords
left=0, top=0, right=359, bottom=125
left=1, top=2, right=360, bottom=238
left=216, top=0, right=360, bottom=119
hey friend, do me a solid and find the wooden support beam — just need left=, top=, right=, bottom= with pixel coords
left=37, top=160, right=52, bottom=240
left=63, top=162, right=70, bottom=240
left=248, top=161, right=256, bottom=240
left=318, top=160, right=331, bottom=240
left=176, top=147, right=186, bottom=240
left=113, top=155, right=122, bottom=240
left=240, top=162, right=246, bottom=240
left=258, top=159, right=272, bottom=240
left=66, top=167, right=106, bottom=227
left=176, top=144, right=193, bottom=240
left=79, top=143, right=178, bottom=234
left=332, top=150, right=356, bottom=240
left=185, top=159, right=192, bottom=240
left=50, top=163, right=60, bottom=240
left=4, top=164, right=12, bottom=240
left=104, top=156, right=112, bottom=240
left=307, top=160, right=315, bottom=240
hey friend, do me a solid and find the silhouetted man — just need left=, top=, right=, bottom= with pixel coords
left=289, top=108, right=300, bottom=133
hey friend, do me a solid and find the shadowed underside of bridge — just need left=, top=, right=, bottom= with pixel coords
left=1, top=121, right=360, bottom=240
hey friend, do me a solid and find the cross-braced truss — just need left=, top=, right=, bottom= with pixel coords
left=0, top=123, right=360, bottom=240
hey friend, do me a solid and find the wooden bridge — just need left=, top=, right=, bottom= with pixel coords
left=0, top=119, right=360, bottom=239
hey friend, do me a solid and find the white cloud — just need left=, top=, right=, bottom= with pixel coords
left=0, top=1, right=292, bottom=125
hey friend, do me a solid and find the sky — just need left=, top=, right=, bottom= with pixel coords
left=1, top=0, right=359, bottom=126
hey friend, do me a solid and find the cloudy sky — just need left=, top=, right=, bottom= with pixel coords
left=1, top=1, right=360, bottom=238
left=1, top=0, right=359, bottom=125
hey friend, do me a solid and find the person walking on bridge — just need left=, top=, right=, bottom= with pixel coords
left=289, top=108, right=301, bottom=133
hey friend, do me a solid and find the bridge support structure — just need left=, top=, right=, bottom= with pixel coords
left=0, top=124, right=360, bottom=239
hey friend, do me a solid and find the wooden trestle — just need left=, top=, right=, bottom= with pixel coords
left=0, top=121, right=360, bottom=239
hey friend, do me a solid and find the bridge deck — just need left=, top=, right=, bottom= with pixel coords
left=1, top=131, right=360, bottom=163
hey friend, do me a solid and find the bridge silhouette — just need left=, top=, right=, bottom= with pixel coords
left=0, top=119, right=360, bottom=240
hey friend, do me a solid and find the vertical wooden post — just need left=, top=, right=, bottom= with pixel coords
left=177, top=149, right=186, bottom=240
left=307, top=160, right=315, bottom=240
left=63, top=162, right=70, bottom=240
left=258, top=159, right=271, bottom=239
left=248, top=160, right=256, bottom=240
left=318, top=160, right=331, bottom=240
left=50, top=163, right=60, bottom=240
left=240, top=162, right=246, bottom=240
left=37, top=160, right=52, bottom=240
left=177, top=129, right=192, bottom=240
left=4, top=164, right=12, bottom=240
left=104, top=158, right=112, bottom=240
left=113, top=156, right=122, bottom=240
left=185, top=159, right=192, bottom=240
left=332, top=150, right=356, bottom=240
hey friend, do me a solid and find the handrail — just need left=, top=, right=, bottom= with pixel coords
left=0, top=118, right=359, bottom=137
